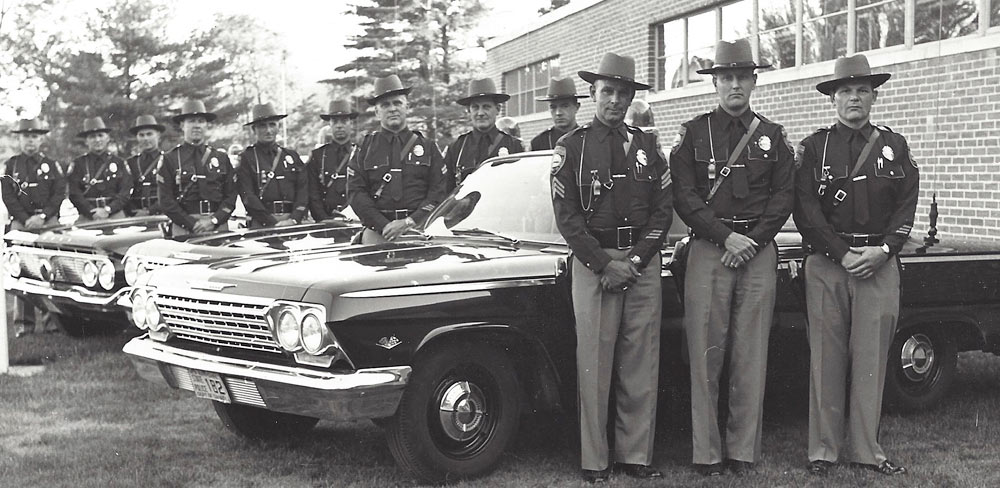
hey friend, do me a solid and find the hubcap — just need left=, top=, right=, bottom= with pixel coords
left=438, top=380, right=487, bottom=442
left=900, top=333, right=936, bottom=382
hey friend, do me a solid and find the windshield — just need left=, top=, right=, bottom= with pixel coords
left=424, top=153, right=565, bottom=244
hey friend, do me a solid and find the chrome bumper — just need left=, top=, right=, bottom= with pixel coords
left=123, top=337, right=410, bottom=421
left=5, top=277, right=128, bottom=307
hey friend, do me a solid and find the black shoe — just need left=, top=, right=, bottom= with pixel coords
left=808, top=460, right=834, bottom=476
left=582, top=469, right=609, bottom=484
left=856, top=460, right=906, bottom=476
left=696, top=463, right=725, bottom=477
left=727, top=460, right=754, bottom=476
left=15, top=329, right=31, bottom=338
left=614, top=463, right=663, bottom=479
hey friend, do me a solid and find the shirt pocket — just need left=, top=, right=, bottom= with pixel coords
left=874, top=159, right=905, bottom=179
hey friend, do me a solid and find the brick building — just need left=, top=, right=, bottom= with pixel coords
left=485, top=0, right=1000, bottom=240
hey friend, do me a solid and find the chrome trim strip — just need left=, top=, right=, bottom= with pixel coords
left=899, top=254, right=1000, bottom=264
left=5, top=277, right=129, bottom=306
left=8, top=245, right=102, bottom=259
left=339, top=277, right=558, bottom=298
left=153, top=286, right=275, bottom=306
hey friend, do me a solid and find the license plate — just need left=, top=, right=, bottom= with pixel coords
left=189, top=369, right=231, bottom=403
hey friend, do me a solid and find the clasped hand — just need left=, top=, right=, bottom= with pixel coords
left=721, top=233, right=759, bottom=268
left=840, top=246, right=889, bottom=279
left=600, top=259, right=640, bottom=292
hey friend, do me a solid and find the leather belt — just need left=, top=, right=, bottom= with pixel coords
left=836, top=232, right=884, bottom=246
left=139, top=196, right=158, bottom=209
left=692, top=218, right=759, bottom=239
left=269, top=200, right=294, bottom=214
left=181, top=200, right=219, bottom=215
left=590, top=226, right=642, bottom=250
left=86, top=197, right=111, bottom=208
left=380, top=209, right=411, bottom=220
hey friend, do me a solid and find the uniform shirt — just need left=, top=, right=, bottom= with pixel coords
left=126, top=148, right=164, bottom=214
left=307, top=140, right=354, bottom=220
left=2, top=152, right=65, bottom=223
left=793, top=122, right=919, bottom=260
left=157, top=142, right=237, bottom=231
left=551, top=117, right=673, bottom=273
left=67, top=151, right=132, bottom=216
left=444, top=127, right=523, bottom=190
left=346, top=128, right=448, bottom=232
left=237, top=143, right=308, bottom=225
left=530, top=126, right=573, bottom=151
left=670, top=106, right=795, bottom=247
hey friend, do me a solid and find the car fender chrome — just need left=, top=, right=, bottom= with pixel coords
left=339, top=277, right=558, bottom=298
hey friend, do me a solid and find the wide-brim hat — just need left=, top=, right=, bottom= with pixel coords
left=11, top=119, right=49, bottom=135
left=816, top=54, right=891, bottom=95
left=173, top=100, right=218, bottom=124
left=77, top=116, right=113, bottom=138
left=696, top=39, right=771, bottom=74
left=244, top=102, right=288, bottom=127
left=128, top=114, right=166, bottom=135
left=578, top=52, right=651, bottom=91
left=535, top=77, right=588, bottom=102
left=456, top=78, right=510, bottom=105
left=320, top=99, right=359, bottom=120
left=367, top=75, right=413, bottom=105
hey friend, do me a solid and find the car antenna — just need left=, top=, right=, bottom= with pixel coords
left=917, top=193, right=939, bottom=254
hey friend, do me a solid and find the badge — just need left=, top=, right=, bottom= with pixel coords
left=413, top=144, right=424, bottom=157
left=882, top=145, right=894, bottom=161
left=551, top=146, right=566, bottom=175
left=40, top=162, right=50, bottom=174
left=671, top=126, right=686, bottom=154
left=498, top=146, right=509, bottom=157
left=757, top=135, right=771, bottom=151
left=636, top=149, right=647, bottom=166
left=109, top=162, right=118, bottom=173
left=284, top=155, right=294, bottom=166
left=210, top=157, right=219, bottom=167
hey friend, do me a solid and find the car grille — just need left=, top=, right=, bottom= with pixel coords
left=155, top=293, right=281, bottom=354
left=12, top=247, right=97, bottom=284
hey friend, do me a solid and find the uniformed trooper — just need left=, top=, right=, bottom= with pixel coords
left=157, top=100, right=237, bottom=236
left=3, top=118, right=65, bottom=337
left=237, top=103, right=308, bottom=228
left=125, top=115, right=166, bottom=216
left=530, top=77, right=586, bottom=151
left=346, top=74, right=448, bottom=244
left=68, top=116, right=132, bottom=221
left=670, top=39, right=795, bottom=477
left=794, top=54, right=916, bottom=477
left=443, top=78, right=523, bottom=190
left=551, top=52, right=672, bottom=484
left=308, top=99, right=358, bottom=221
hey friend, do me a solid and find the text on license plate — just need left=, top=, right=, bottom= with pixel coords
left=189, top=369, right=231, bottom=403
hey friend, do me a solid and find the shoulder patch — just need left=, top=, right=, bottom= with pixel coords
left=794, top=143, right=806, bottom=169
left=670, top=126, right=687, bottom=154
left=551, top=145, right=567, bottom=175
left=779, top=126, right=794, bottom=155
left=877, top=124, right=895, bottom=133
left=909, top=153, right=918, bottom=168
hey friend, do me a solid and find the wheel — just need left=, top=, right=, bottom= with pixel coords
left=212, top=402, right=319, bottom=440
left=384, top=342, right=521, bottom=484
left=883, top=327, right=957, bottom=413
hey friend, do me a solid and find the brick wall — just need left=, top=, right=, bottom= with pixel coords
left=487, top=0, right=1000, bottom=242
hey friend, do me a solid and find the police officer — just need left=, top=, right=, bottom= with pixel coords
left=125, top=115, right=166, bottom=216
left=551, top=52, right=672, bottom=484
left=347, top=75, right=448, bottom=244
left=68, top=117, right=132, bottom=221
left=3, top=118, right=64, bottom=337
left=670, top=39, right=794, bottom=476
left=237, top=103, right=308, bottom=228
left=531, top=77, right=586, bottom=151
left=308, top=100, right=358, bottom=221
left=158, top=100, right=237, bottom=236
left=444, top=78, right=522, bottom=190
left=794, top=54, right=916, bottom=477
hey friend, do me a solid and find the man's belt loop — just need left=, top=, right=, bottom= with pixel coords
left=86, top=196, right=109, bottom=208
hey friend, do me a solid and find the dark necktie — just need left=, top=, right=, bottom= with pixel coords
left=388, top=134, right=403, bottom=201
left=611, top=128, right=631, bottom=218
left=729, top=119, right=750, bottom=199
left=850, top=130, right=870, bottom=226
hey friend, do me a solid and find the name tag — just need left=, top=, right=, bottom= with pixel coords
left=853, top=175, right=867, bottom=181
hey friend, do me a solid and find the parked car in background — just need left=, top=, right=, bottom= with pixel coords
left=122, top=150, right=1000, bottom=483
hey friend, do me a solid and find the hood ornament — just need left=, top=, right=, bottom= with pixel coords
left=376, top=335, right=402, bottom=350
left=187, top=280, right=235, bottom=291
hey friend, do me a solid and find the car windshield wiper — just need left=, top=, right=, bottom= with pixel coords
left=449, top=228, right=520, bottom=245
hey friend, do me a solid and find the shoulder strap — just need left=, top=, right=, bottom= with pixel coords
left=849, top=128, right=880, bottom=180
left=399, top=134, right=419, bottom=165
left=335, top=144, right=354, bottom=174
left=486, top=131, right=505, bottom=157
left=706, top=117, right=761, bottom=202
left=139, top=152, right=162, bottom=182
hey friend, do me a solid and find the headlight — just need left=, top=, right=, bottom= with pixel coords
left=300, top=311, right=328, bottom=355
left=124, top=257, right=138, bottom=286
left=6, top=252, right=21, bottom=278
left=98, top=261, right=115, bottom=290
left=82, top=261, right=99, bottom=287
left=145, top=294, right=162, bottom=331
left=131, top=289, right=148, bottom=329
left=276, top=309, right=302, bottom=351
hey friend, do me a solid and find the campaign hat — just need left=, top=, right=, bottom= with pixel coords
left=320, top=99, right=359, bottom=120
left=367, top=74, right=413, bottom=105
left=11, top=119, right=49, bottom=135
left=457, top=78, right=510, bottom=106
left=243, top=102, right=288, bottom=127
left=696, top=39, right=771, bottom=74
left=535, top=77, right=588, bottom=102
left=815, top=54, right=891, bottom=95
left=128, top=114, right=166, bottom=135
left=77, top=117, right=113, bottom=138
left=173, top=100, right=218, bottom=124
left=578, top=52, right=651, bottom=90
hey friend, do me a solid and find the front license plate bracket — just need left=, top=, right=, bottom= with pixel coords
left=189, top=369, right=232, bottom=403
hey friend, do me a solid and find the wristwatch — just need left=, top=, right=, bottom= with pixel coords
left=880, top=243, right=891, bottom=255
left=629, top=255, right=642, bottom=266
left=104, top=206, right=112, bottom=214
left=210, top=216, right=219, bottom=226
left=405, top=216, right=416, bottom=228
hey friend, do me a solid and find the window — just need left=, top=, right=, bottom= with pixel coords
left=803, top=0, right=849, bottom=64
left=759, top=0, right=797, bottom=70
left=502, top=57, right=560, bottom=117
left=915, top=0, right=979, bottom=44
left=655, top=1, right=753, bottom=89
left=994, top=0, right=1000, bottom=27
left=856, top=0, right=905, bottom=52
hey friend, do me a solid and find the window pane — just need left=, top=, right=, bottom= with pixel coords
left=760, top=0, right=796, bottom=29
left=722, top=0, right=752, bottom=41
left=759, top=25, right=796, bottom=69
left=856, top=0, right=905, bottom=52
left=665, top=53, right=687, bottom=88
left=803, top=12, right=848, bottom=64
left=688, top=45, right=716, bottom=85
left=660, top=19, right=684, bottom=89
left=915, top=0, right=979, bottom=44
left=688, top=9, right=718, bottom=54
left=534, top=61, right=548, bottom=91
left=994, top=0, right=1000, bottom=27
left=804, top=0, right=848, bottom=19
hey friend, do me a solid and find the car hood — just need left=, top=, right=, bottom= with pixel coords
left=5, top=215, right=169, bottom=256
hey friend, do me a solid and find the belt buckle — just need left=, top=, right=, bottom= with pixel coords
left=616, top=226, right=632, bottom=250
left=199, top=200, right=211, bottom=214
left=95, top=197, right=107, bottom=207
left=396, top=210, right=408, bottom=220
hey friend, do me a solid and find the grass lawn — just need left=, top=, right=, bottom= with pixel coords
left=2, top=314, right=1000, bottom=487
